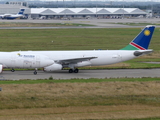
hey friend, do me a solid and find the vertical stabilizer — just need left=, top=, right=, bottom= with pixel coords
left=18, top=9, right=25, bottom=15
left=121, top=25, right=155, bottom=50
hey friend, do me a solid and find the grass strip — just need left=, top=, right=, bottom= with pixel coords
left=0, top=77, right=160, bottom=84
left=0, top=22, right=94, bottom=27
left=0, top=28, right=159, bottom=51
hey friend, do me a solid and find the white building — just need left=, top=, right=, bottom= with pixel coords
left=31, top=8, right=147, bottom=19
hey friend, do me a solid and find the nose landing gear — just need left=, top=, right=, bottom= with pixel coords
left=11, top=68, right=15, bottom=72
left=33, top=68, right=37, bottom=75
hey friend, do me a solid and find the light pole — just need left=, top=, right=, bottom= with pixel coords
left=122, top=0, right=124, bottom=19
left=151, top=0, right=153, bottom=18
left=63, top=0, right=66, bottom=18
left=57, top=0, right=58, bottom=8
left=96, top=0, right=97, bottom=18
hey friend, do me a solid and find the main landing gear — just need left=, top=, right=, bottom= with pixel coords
left=69, top=68, right=79, bottom=73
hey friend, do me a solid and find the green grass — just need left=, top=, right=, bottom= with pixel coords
left=0, top=77, right=160, bottom=84
left=0, top=27, right=159, bottom=51
left=123, top=61, right=160, bottom=69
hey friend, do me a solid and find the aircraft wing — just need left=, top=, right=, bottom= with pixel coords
left=55, top=57, right=97, bottom=64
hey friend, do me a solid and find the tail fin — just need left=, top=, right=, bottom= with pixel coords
left=121, top=25, right=155, bottom=50
left=18, top=9, right=25, bottom=15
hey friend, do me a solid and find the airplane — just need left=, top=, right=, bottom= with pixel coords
left=0, top=25, right=155, bottom=74
left=0, top=9, right=25, bottom=20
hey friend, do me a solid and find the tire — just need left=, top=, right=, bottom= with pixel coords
left=74, top=68, right=79, bottom=73
left=34, top=71, right=37, bottom=75
left=11, top=69, right=15, bottom=72
left=69, top=69, right=73, bottom=73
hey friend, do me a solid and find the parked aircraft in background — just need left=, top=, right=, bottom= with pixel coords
left=0, top=9, right=25, bottom=19
left=0, top=25, right=155, bottom=74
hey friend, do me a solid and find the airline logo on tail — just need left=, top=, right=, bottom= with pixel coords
left=121, top=25, right=155, bottom=50
left=144, top=30, right=150, bottom=36
left=18, top=9, right=25, bottom=15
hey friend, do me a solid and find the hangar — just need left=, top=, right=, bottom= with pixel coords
left=31, top=8, right=147, bottom=19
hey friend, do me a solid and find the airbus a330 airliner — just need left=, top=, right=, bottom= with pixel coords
left=0, top=25, right=155, bottom=74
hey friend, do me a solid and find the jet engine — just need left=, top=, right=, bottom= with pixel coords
left=0, top=64, right=3, bottom=73
left=44, top=63, right=62, bottom=72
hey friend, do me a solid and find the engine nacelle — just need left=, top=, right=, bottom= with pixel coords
left=0, top=64, right=3, bottom=73
left=44, top=63, right=62, bottom=72
left=74, top=61, right=91, bottom=67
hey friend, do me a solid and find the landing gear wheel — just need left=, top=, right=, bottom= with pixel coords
left=34, top=71, right=37, bottom=75
left=74, top=68, right=79, bottom=73
left=69, top=69, right=73, bottom=73
left=34, top=68, right=37, bottom=75
left=11, top=68, right=15, bottom=72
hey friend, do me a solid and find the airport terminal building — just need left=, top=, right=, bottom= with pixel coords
left=31, top=8, right=147, bottom=19
left=0, top=3, right=147, bottom=19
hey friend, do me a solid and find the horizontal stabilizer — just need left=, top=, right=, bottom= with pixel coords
left=133, top=49, right=153, bottom=56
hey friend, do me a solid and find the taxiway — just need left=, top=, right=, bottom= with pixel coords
left=0, top=69, right=160, bottom=80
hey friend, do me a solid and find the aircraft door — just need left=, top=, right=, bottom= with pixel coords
left=22, top=55, right=41, bottom=68
left=36, top=55, right=40, bottom=67
left=11, top=54, right=16, bottom=68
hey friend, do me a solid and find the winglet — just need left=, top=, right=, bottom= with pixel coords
left=121, top=25, right=155, bottom=50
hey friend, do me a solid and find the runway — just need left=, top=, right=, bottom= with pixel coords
left=0, top=69, right=160, bottom=80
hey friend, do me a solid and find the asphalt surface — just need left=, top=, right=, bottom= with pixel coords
left=0, top=69, right=160, bottom=80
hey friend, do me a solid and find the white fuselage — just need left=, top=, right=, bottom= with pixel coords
left=0, top=14, right=23, bottom=19
left=10, top=50, right=136, bottom=67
